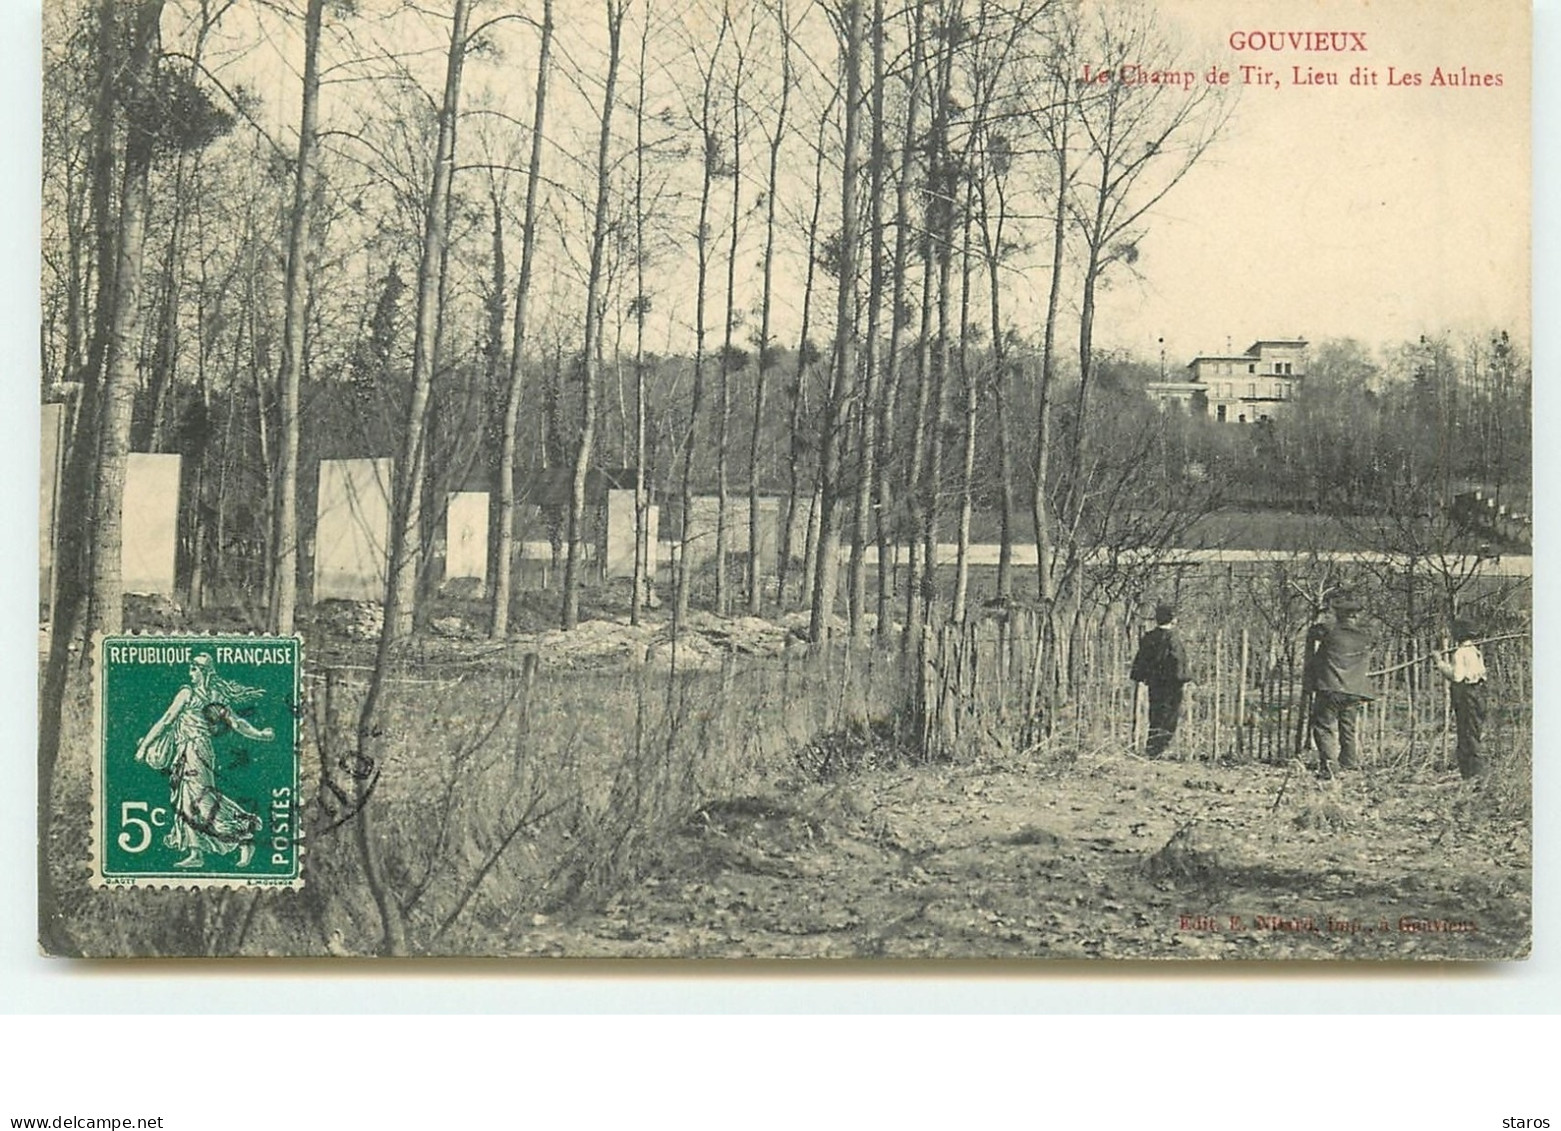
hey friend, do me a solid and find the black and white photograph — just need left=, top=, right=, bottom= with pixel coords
left=36, top=0, right=1532, bottom=960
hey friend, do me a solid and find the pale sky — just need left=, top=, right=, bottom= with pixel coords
left=41, top=0, right=1534, bottom=374
left=1078, top=0, right=1531, bottom=364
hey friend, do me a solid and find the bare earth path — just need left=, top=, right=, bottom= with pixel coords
left=506, top=751, right=1531, bottom=961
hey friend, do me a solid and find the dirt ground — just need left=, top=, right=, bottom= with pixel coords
left=509, top=749, right=1531, bottom=961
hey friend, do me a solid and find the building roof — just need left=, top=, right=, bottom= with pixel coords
left=1183, top=338, right=1310, bottom=381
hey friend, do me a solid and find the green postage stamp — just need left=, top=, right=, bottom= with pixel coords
left=93, top=636, right=303, bottom=890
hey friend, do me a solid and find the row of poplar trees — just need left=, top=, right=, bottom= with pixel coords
left=41, top=0, right=1229, bottom=950
left=42, top=0, right=1230, bottom=654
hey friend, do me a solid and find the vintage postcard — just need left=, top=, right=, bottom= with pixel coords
left=38, top=0, right=1530, bottom=958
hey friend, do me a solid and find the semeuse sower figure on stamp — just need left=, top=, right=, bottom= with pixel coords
left=1302, top=593, right=1374, bottom=779
left=1130, top=603, right=1193, bottom=758
left=135, top=653, right=273, bottom=868
left=1432, top=619, right=1488, bottom=782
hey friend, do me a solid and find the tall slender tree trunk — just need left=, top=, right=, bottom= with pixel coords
left=1034, top=111, right=1069, bottom=608
left=674, top=14, right=730, bottom=625
left=491, top=0, right=553, bottom=638
left=715, top=43, right=745, bottom=618
left=776, top=90, right=831, bottom=611
left=355, top=0, right=472, bottom=957
left=246, top=253, right=276, bottom=604
left=40, top=0, right=158, bottom=958
left=631, top=5, right=650, bottom=625
left=979, top=158, right=1016, bottom=602
left=142, top=175, right=183, bottom=454
left=876, top=0, right=924, bottom=636
left=903, top=230, right=935, bottom=647
left=481, top=189, right=506, bottom=589
left=848, top=0, right=887, bottom=638
left=385, top=0, right=469, bottom=641
left=808, top=0, right=863, bottom=643
left=951, top=192, right=977, bottom=626
left=563, top=0, right=625, bottom=630
left=749, top=7, right=790, bottom=616
left=1062, top=239, right=1103, bottom=562
left=271, top=0, right=324, bottom=636
left=918, top=25, right=957, bottom=634
left=87, top=0, right=163, bottom=642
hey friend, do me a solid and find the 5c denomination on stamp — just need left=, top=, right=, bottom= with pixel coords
left=92, top=635, right=303, bottom=890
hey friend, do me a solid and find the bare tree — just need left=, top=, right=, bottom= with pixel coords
left=714, top=10, right=754, bottom=616
left=491, top=0, right=554, bottom=638
left=355, top=0, right=474, bottom=956
left=1059, top=1, right=1228, bottom=602
left=776, top=84, right=834, bottom=612
left=674, top=5, right=731, bottom=624
left=746, top=0, right=793, bottom=616
left=807, top=0, right=863, bottom=642
left=916, top=0, right=960, bottom=634
left=563, top=0, right=628, bottom=629
left=1029, top=22, right=1077, bottom=611
left=87, top=0, right=166, bottom=640
left=874, top=0, right=925, bottom=636
left=270, top=0, right=325, bottom=636
left=846, top=0, right=886, bottom=637
left=630, top=0, right=653, bottom=625
left=39, top=0, right=166, bottom=959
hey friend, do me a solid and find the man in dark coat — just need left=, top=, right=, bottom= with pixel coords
left=1303, top=593, right=1374, bottom=778
left=1130, top=603, right=1192, bottom=758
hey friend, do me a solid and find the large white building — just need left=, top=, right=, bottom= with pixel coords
left=1147, top=339, right=1307, bottom=423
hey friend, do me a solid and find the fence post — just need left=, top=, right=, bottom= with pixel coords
left=515, top=651, right=539, bottom=778
left=1236, top=627, right=1249, bottom=759
left=1212, top=627, right=1223, bottom=763
left=1109, top=612, right=1121, bottom=746
left=1379, top=648, right=1392, bottom=755
left=1440, top=660, right=1452, bottom=771
left=633, top=642, right=650, bottom=767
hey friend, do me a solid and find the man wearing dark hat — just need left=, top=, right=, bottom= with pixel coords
left=1130, top=602, right=1193, bottom=758
left=1303, top=593, right=1374, bottom=777
left=1432, top=620, right=1488, bottom=781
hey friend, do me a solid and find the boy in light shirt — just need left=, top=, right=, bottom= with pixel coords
left=1433, top=620, right=1488, bottom=781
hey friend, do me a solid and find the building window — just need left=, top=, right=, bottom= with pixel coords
left=1247, top=383, right=1256, bottom=398
left=1217, top=404, right=1226, bottom=422
left=1248, top=363, right=1255, bottom=373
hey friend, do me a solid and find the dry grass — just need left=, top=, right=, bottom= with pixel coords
left=39, top=566, right=1531, bottom=957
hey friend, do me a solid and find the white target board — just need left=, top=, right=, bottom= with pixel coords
left=604, top=489, right=658, bottom=580
left=122, top=453, right=181, bottom=596
left=445, top=491, right=489, bottom=583
left=314, top=458, right=392, bottom=601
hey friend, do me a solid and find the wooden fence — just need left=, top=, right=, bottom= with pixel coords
left=916, top=606, right=1531, bottom=770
